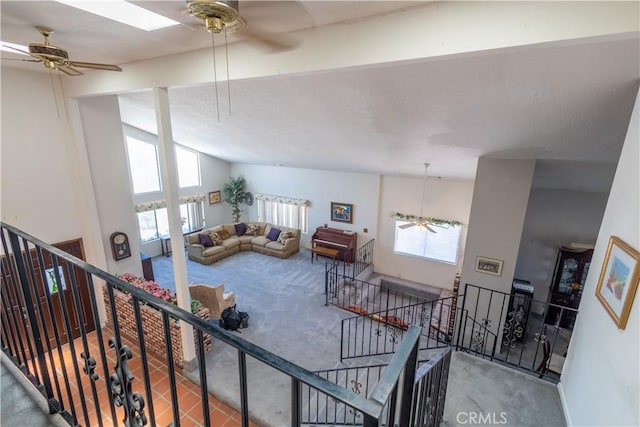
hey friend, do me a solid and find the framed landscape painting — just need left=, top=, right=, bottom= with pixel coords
left=595, top=236, right=640, bottom=330
left=331, top=202, right=353, bottom=223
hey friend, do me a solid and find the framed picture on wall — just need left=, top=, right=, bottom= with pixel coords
left=208, top=191, right=221, bottom=205
left=595, top=236, right=640, bottom=330
left=474, top=256, right=504, bottom=276
left=331, top=202, right=353, bottom=223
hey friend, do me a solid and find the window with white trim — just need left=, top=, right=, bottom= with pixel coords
left=126, top=136, right=161, bottom=194
left=175, top=145, right=200, bottom=188
left=394, top=221, right=461, bottom=264
left=257, top=197, right=308, bottom=233
left=137, top=200, right=204, bottom=242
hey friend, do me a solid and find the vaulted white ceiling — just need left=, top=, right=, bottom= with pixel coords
left=2, top=1, right=639, bottom=190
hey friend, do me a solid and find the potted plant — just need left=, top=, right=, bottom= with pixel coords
left=223, top=175, right=246, bottom=222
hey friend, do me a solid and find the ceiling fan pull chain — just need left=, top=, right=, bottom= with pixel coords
left=211, top=32, right=220, bottom=122
left=48, top=69, right=61, bottom=120
left=224, top=26, right=231, bottom=116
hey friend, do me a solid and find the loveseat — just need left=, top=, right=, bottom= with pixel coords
left=185, top=222, right=300, bottom=265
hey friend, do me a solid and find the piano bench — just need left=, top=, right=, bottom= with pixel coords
left=311, top=246, right=340, bottom=264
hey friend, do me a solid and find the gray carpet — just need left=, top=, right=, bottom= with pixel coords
left=152, top=250, right=565, bottom=427
left=443, top=352, right=566, bottom=427
left=153, top=249, right=355, bottom=426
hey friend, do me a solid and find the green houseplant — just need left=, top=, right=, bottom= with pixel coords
left=223, top=175, right=246, bottom=222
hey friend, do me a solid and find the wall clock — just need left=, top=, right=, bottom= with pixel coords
left=245, top=192, right=254, bottom=206
left=110, top=232, right=131, bottom=261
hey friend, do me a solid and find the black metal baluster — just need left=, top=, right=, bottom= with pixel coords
left=238, top=350, right=249, bottom=426
left=84, top=273, right=118, bottom=425
left=108, top=338, right=147, bottom=426
left=52, top=257, right=88, bottom=424
left=195, top=329, right=211, bottom=427
left=161, top=311, right=180, bottom=426
left=131, top=295, right=155, bottom=427
left=8, top=234, right=53, bottom=406
left=24, top=245, right=64, bottom=413
left=34, top=247, right=74, bottom=415
left=291, top=377, right=301, bottom=427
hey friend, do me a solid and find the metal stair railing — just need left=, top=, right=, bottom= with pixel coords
left=0, top=222, right=422, bottom=427
left=303, top=346, right=453, bottom=427
left=340, top=297, right=456, bottom=361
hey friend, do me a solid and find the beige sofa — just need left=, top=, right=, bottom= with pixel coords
left=185, top=222, right=301, bottom=265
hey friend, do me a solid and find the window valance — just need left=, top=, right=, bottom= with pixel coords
left=254, top=193, right=309, bottom=207
left=135, top=194, right=206, bottom=213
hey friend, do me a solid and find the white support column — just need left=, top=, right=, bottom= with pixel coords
left=153, top=87, right=196, bottom=364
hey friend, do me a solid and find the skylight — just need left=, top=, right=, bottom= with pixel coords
left=54, top=0, right=180, bottom=31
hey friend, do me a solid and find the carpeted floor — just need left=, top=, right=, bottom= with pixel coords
left=152, top=249, right=565, bottom=427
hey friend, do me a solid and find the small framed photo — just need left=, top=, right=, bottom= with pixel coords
left=474, top=256, right=504, bottom=276
left=208, top=191, right=221, bottom=205
left=595, top=236, right=640, bottom=330
left=331, top=202, right=353, bottom=223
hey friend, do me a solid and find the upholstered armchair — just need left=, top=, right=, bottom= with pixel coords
left=189, top=284, right=236, bottom=319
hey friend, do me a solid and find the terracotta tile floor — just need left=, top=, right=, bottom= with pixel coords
left=42, top=327, right=258, bottom=427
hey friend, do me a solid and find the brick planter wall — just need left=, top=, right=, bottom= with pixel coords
left=103, top=287, right=212, bottom=369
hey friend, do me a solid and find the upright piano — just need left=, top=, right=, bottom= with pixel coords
left=312, top=226, right=357, bottom=263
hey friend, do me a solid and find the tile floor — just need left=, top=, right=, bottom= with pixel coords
left=32, top=326, right=257, bottom=427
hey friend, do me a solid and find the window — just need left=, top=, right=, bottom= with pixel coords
left=175, top=145, right=200, bottom=188
left=257, top=198, right=308, bottom=233
left=137, top=201, right=204, bottom=242
left=126, top=136, right=161, bottom=194
left=394, top=221, right=461, bottom=264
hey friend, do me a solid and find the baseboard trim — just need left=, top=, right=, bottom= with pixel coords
left=557, top=381, right=572, bottom=426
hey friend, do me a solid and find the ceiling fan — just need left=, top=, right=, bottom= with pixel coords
left=185, top=0, right=300, bottom=52
left=398, top=163, right=437, bottom=233
left=3, top=27, right=122, bottom=76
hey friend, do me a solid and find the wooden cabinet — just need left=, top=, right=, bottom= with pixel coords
left=545, top=246, right=593, bottom=328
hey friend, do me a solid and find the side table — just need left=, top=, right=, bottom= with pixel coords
left=160, top=234, right=171, bottom=257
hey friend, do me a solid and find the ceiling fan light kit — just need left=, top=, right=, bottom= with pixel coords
left=186, top=0, right=244, bottom=34
left=391, top=163, right=464, bottom=232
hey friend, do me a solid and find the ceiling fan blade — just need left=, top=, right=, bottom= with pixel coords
left=399, top=222, right=417, bottom=229
left=67, top=61, right=122, bottom=72
left=241, top=26, right=300, bottom=53
left=1, top=57, right=41, bottom=62
left=425, top=224, right=438, bottom=233
left=58, top=65, right=84, bottom=76
left=2, top=44, right=31, bottom=55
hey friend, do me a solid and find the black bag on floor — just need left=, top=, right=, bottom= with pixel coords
left=220, top=305, right=242, bottom=331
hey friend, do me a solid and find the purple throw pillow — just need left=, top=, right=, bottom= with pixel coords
left=235, top=223, right=247, bottom=236
left=199, top=233, right=214, bottom=247
left=266, top=227, right=281, bottom=241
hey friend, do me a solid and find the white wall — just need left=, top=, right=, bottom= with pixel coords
left=0, top=67, right=85, bottom=244
left=78, top=96, right=142, bottom=276
left=200, top=154, right=233, bottom=229
left=515, top=188, right=608, bottom=303
left=230, top=164, right=380, bottom=249
left=560, top=90, right=639, bottom=427
left=376, top=175, right=474, bottom=289
left=461, top=158, right=536, bottom=294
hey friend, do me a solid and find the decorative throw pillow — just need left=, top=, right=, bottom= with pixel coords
left=245, top=223, right=259, bottom=236
left=266, top=227, right=281, bottom=241
left=198, top=233, right=214, bottom=247
left=278, top=231, right=293, bottom=245
left=207, top=231, right=223, bottom=246
left=235, top=223, right=247, bottom=236
left=218, top=229, right=230, bottom=240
